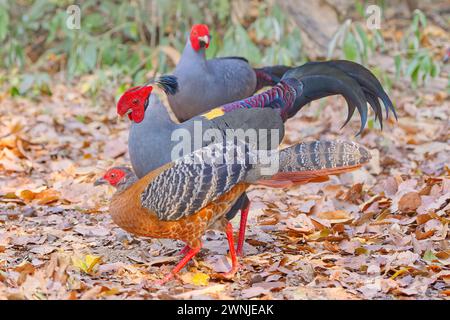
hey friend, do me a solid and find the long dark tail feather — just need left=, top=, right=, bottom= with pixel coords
left=323, top=60, right=397, bottom=120
left=254, top=65, right=292, bottom=91
left=341, top=97, right=357, bottom=130
left=282, top=60, right=396, bottom=134
left=284, top=65, right=369, bottom=134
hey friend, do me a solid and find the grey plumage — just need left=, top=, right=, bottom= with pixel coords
left=129, top=60, right=393, bottom=181
left=168, top=38, right=257, bottom=122
left=128, top=96, right=285, bottom=179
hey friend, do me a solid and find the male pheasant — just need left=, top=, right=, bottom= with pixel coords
left=169, top=24, right=290, bottom=122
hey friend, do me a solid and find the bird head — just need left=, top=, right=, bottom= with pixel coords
left=116, top=85, right=153, bottom=123
left=116, top=75, right=178, bottom=123
left=94, top=167, right=136, bottom=190
left=190, top=24, right=210, bottom=51
left=444, top=48, right=450, bottom=63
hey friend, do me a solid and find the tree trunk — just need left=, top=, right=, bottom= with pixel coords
left=277, top=0, right=353, bottom=59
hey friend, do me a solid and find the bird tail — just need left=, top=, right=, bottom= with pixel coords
left=252, top=140, right=371, bottom=188
left=282, top=60, right=396, bottom=134
left=254, top=65, right=292, bottom=91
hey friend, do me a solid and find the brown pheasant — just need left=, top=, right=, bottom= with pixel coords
left=95, top=140, right=370, bottom=284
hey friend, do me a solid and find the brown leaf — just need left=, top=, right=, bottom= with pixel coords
left=19, top=190, right=36, bottom=201
left=415, top=229, right=435, bottom=240
left=316, top=210, right=351, bottom=221
left=344, top=183, right=364, bottom=203
left=29, top=245, right=57, bottom=255
left=241, top=286, right=270, bottom=299
left=398, top=192, right=421, bottom=213
left=416, top=213, right=432, bottom=225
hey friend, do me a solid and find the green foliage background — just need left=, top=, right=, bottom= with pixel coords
left=0, top=0, right=303, bottom=96
left=0, top=0, right=444, bottom=97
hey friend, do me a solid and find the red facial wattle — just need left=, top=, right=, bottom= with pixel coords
left=116, top=85, right=153, bottom=124
left=190, top=24, right=210, bottom=51
left=104, top=169, right=126, bottom=186
left=130, top=105, right=145, bottom=123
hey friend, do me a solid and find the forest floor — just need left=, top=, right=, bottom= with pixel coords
left=0, top=66, right=448, bottom=299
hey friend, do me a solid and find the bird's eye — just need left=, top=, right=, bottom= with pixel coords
left=132, top=99, right=139, bottom=104
left=110, top=173, right=116, bottom=178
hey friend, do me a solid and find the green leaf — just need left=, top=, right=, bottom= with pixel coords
left=83, top=43, right=97, bottom=70
left=354, top=25, right=369, bottom=63
left=414, top=9, right=427, bottom=28
left=354, top=1, right=364, bottom=17
left=10, top=86, right=20, bottom=97
left=75, top=115, right=86, bottom=124
left=394, top=55, right=402, bottom=79
left=430, top=62, right=439, bottom=78
left=343, top=33, right=359, bottom=62
left=19, top=74, right=35, bottom=95
left=406, top=56, right=420, bottom=76
left=0, top=5, right=9, bottom=42
left=423, top=250, right=438, bottom=262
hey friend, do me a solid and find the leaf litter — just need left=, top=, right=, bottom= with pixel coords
left=0, top=69, right=449, bottom=300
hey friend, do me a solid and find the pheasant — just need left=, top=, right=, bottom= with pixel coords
left=169, top=24, right=291, bottom=122
left=117, top=60, right=395, bottom=256
left=95, top=140, right=371, bottom=283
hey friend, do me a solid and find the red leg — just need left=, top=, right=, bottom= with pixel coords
left=214, top=222, right=240, bottom=279
left=236, top=200, right=250, bottom=257
left=178, top=245, right=190, bottom=256
left=157, top=245, right=201, bottom=285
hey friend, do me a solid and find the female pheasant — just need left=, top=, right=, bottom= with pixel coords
left=95, top=140, right=371, bottom=284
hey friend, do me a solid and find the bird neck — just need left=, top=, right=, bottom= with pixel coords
left=129, top=94, right=176, bottom=144
left=178, top=37, right=207, bottom=69
left=115, top=175, right=138, bottom=193
left=220, top=79, right=300, bottom=121
left=138, top=94, right=174, bottom=124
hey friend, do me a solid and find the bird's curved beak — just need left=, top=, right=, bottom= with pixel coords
left=119, top=109, right=133, bottom=118
left=94, top=177, right=107, bottom=186
left=198, top=35, right=210, bottom=47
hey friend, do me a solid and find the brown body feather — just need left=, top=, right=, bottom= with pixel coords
left=109, top=164, right=362, bottom=248
left=110, top=161, right=248, bottom=248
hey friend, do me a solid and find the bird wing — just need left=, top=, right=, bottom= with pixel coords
left=140, top=141, right=253, bottom=221
left=215, top=56, right=249, bottom=64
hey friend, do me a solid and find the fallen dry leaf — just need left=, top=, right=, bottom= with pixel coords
left=398, top=192, right=422, bottom=213
left=180, top=272, right=210, bottom=286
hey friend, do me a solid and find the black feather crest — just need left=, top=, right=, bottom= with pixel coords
left=155, top=75, right=179, bottom=95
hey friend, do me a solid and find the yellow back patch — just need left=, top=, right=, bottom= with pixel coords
left=202, top=108, right=225, bottom=120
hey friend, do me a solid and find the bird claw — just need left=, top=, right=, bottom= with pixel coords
left=178, top=245, right=191, bottom=256
left=153, top=279, right=166, bottom=286
left=154, top=272, right=179, bottom=286
left=211, top=264, right=240, bottom=281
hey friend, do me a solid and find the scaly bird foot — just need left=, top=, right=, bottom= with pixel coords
left=211, top=263, right=240, bottom=281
